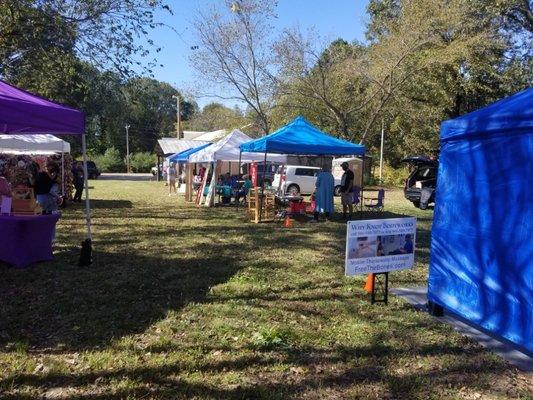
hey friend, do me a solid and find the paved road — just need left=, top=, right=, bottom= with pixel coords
left=98, top=173, right=154, bottom=181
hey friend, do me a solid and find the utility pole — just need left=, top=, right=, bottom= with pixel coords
left=172, top=94, right=181, bottom=139
left=125, top=124, right=131, bottom=173
left=379, top=118, right=385, bottom=183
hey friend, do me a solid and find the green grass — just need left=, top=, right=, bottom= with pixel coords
left=0, top=180, right=531, bottom=399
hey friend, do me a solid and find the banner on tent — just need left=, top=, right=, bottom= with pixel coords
left=345, top=217, right=416, bottom=276
left=250, top=162, right=258, bottom=187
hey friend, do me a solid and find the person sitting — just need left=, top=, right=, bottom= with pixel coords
left=222, top=172, right=232, bottom=186
left=235, top=175, right=252, bottom=204
left=230, top=174, right=238, bottom=189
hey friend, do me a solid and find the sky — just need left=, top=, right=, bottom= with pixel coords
left=143, top=0, right=370, bottom=108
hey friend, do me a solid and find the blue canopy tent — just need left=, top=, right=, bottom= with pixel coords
left=167, top=143, right=211, bottom=163
left=240, top=116, right=365, bottom=155
left=428, top=88, right=533, bottom=352
left=239, top=116, right=365, bottom=220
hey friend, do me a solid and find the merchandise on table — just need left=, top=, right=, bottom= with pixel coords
left=0, top=153, right=74, bottom=200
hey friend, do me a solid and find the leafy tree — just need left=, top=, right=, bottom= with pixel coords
left=363, top=0, right=532, bottom=161
left=90, top=147, right=124, bottom=172
left=187, top=103, right=249, bottom=132
left=129, top=152, right=156, bottom=173
left=190, top=0, right=277, bottom=134
left=0, top=0, right=171, bottom=79
left=272, top=31, right=369, bottom=139
left=123, top=77, right=178, bottom=152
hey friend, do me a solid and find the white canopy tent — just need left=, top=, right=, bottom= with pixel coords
left=0, top=134, right=70, bottom=154
left=186, top=129, right=286, bottom=207
left=188, top=129, right=286, bottom=164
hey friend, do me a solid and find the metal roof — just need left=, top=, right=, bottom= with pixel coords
left=155, top=138, right=210, bottom=156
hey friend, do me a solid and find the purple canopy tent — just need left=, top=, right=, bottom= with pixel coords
left=0, top=80, right=92, bottom=264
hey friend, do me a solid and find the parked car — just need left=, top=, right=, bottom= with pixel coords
left=86, top=161, right=100, bottom=179
left=402, top=156, right=438, bottom=209
left=272, top=165, right=343, bottom=195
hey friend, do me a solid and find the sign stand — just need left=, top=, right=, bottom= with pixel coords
left=371, top=272, right=389, bottom=304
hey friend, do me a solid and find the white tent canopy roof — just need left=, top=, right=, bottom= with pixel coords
left=0, top=134, right=70, bottom=154
left=188, top=129, right=287, bottom=163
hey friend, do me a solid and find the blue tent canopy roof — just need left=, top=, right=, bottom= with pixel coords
left=240, top=116, right=365, bottom=155
left=441, top=88, right=533, bottom=142
left=168, top=143, right=211, bottom=163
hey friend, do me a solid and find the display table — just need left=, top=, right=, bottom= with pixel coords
left=0, top=214, right=60, bottom=268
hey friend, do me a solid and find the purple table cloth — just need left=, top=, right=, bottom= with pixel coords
left=0, top=214, right=60, bottom=268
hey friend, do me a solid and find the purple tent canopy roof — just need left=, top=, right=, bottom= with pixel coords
left=0, top=79, right=85, bottom=135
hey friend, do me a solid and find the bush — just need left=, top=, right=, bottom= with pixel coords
left=381, top=163, right=409, bottom=187
left=129, top=152, right=156, bottom=173
left=91, top=147, right=125, bottom=173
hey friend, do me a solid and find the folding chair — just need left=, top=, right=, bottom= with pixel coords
left=352, top=186, right=361, bottom=205
left=364, top=188, right=385, bottom=212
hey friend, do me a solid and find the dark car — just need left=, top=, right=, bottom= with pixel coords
left=86, top=161, right=101, bottom=179
left=243, top=162, right=280, bottom=187
left=402, top=156, right=438, bottom=209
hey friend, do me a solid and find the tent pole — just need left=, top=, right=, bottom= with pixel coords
left=79, top=133, right=93, bottom=266
left=360, top=155, right=364, bottom=219
left=237, top=149, right=242, bottom=211
left=61, top=141, right=65, bottom=196
left=258, top=149, right=267, bottom=222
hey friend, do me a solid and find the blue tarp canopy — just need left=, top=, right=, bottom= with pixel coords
left=428, top=88, right=533, bottom=352
left=239, top=116, right=365, bottom=155
left=167, top=143, right=211, bottom=163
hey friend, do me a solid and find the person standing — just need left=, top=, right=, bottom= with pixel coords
left=0, top=167, right=11, bottom=205
left=311, top=165, right=335, bottom=222
left=35, top=166, right=54, bottom=213
left=340, top=161, right=354, bottom=220
left=167, top=162, right=177, bottom=195
left=72, top=162, right=84, bottom=203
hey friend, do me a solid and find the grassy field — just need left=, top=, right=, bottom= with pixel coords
left=0, top=180, right=531, bottom=399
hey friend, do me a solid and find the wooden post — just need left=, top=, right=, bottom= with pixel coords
left=258, top=150, right=268, bottom=222
left=185, top=163, right=192, bottom=202
left=156, top=155, right=161, bottom=182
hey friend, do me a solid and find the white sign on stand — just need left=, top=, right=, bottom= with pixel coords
left=345, top=217, right=416, bottom=276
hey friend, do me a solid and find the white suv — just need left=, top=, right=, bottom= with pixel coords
left=273, top=165, right=343, bottom=195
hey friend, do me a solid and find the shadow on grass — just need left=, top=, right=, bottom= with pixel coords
left=0, top=249, right=248, bottom=351
left=0, top=339, right=509, bottom=400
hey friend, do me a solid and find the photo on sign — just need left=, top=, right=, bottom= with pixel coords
left=347, top=234, right=414, bottom=259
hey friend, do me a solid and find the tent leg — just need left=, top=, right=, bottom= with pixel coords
left=359, top=156, right=364, bottom=220
left=237, top=150, right=242, bottom=211
left=79, top=133, right=93, bottom=266
left=258, top=150, right=267, bottom=222
left=61, top=142, right=65, bottom=196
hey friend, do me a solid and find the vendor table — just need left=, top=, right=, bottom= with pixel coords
left=0, top=214, right=60, bottom=268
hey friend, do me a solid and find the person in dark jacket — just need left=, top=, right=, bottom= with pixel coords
left=35, top=166, right=59, bottom=214
left=72, top=162, right=84, bottom=202
left=339, top=162, right=355, bottom=220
